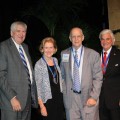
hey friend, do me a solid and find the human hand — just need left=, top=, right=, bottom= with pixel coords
left=86, top=98, right=97, bottom=107
left=40, top=106, right=48, bottom=116
left=10, top=97, right=21, bottom=111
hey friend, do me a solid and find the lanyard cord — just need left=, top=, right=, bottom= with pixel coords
left=71, top=46, right=83, bottom=68
left=42, top=56, right=57, bottom=78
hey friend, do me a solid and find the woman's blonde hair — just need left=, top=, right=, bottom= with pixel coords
left=39, top=37, right=57, bottom=54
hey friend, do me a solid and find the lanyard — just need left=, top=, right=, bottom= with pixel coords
left=42, top=56, right=57, bottom=78
left=71, top=46, right=83, bottom=68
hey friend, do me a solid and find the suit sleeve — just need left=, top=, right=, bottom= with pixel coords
left=89, top=52, right=103, bottom=100
left=60, top=52, right=67, bottom=93
left=0, top=44, right=17, bottom=101
left=60, top=52, right=65, bottom=80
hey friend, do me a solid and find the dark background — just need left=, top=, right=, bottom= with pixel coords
left=0, top=0, right=109, bottom=119
left=0, top=0, right=109, bottom=63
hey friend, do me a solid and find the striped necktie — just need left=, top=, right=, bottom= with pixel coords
left=19, top=45, right=31, bottom=84
left=73, top=50, right=81, bottom=92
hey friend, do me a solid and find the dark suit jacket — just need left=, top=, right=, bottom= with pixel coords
left=0, top=38, right=38, bottom=111
left=100, top=46, right=120, bottom=109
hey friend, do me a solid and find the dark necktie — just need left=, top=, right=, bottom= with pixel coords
left=73, top=50, right=81, bottom=92
left=19, top=45, right=31, bottom=84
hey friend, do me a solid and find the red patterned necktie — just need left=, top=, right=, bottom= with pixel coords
left=102, top=51, right=107, bottom=74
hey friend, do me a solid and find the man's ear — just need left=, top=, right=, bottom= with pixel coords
left=82, top=35, right=84, bottom=41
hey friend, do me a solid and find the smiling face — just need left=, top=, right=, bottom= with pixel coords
left=100, top=33, right=114, bottom=51
left=11, top=24, right=27, bottom=44
left=42, top=42, right=56, bottom=59
left=69, top=28, right=84, bottom=50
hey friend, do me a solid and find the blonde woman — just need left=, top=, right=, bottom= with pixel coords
left=34, top=37, right=64, bottom=120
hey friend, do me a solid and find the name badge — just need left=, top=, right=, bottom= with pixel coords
left=62, top=54, right=69, bottom=62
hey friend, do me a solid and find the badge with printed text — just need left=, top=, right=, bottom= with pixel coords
left=62, top=54, right=69, bottom=62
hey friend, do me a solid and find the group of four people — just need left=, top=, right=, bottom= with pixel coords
left=0, top=21, right=120, bottom=120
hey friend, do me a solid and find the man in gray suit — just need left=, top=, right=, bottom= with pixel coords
left=60, top=27, right=103, bottom=120
left=0, top=21, right=38, bottom=120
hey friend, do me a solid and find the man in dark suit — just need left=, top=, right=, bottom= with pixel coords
left=99, top=29, right=120, bottom=120
left=0, top=21, right=38, bottom=120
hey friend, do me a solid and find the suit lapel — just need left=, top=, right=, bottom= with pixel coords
left=22, top=44, right=33, bottom=72
left=105, top=47, right=116, bottom=76
left=9, top=39, right=33, bottom=75
left=9, top=38, right=24, bottom=66
left=67, top=48, right=72, bottom=80
left=81, top=47, right=88, bottom=88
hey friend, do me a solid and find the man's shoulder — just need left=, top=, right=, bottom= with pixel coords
left=61, top=47, right=71, bottom=53
left=22, top=42, right=28, bottom=48
left=84, top=46, right=99, bottom=54
left=0, top=38, right=10, bottom=44
left=0, top=38, right=11, bottom=49
left=112, top=46, right=120, bottom=53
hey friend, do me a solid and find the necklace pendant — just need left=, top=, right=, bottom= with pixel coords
left=53, top=77, right=58, bottom=84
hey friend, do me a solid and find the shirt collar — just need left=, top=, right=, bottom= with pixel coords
left=11, top=37, right=22, bottom=50
left=72, top=45, right=82, bottom=54
left=103, top=47, right=112, bottom=55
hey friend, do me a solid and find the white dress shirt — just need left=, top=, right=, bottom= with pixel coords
left=12, top=38, right=33, bottom=83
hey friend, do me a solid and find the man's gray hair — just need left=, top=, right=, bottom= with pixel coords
left=99, top=29, right=115, bottom=42
left=10, top=21, right=27, bottom=32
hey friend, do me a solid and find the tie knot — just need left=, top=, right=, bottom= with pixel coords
left=75, top=50, right=78, bottom=54
left=19, top=45, right=22, bottom=49
left=75, top=50, right=78, bottom=57
left=104, top=51, right=107, bottom=55
left=19, top=45, right=23, bottom=52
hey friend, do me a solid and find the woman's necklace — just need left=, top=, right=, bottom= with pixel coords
left=52, top=66, right=58, bottom=84
left=42, top=56, right=58, bottom=84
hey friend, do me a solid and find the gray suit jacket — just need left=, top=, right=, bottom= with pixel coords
left=0, top=38, right=38, bottom=111
left=34, top=57, right=63, bottom=103
left=60, top=46, right=103, bottom=119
